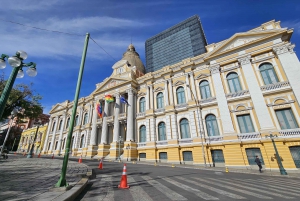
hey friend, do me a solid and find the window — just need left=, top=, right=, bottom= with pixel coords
left=259, top=63, right=279, bottom=85
left=66, top=118, right=70, bottom=129
left=275, top=109, right=299, bottom=130
left=83, top=113, right=88, bottom=125
left=139, top=153, right=146, bottom=158
left=156, top=92, right=164, bottom=109
left=246, top=148, right=264, bottom=165
left=159, top=152, right=168, bottom=160
left=139, top=97, right=146, bottom=112
left=75, top=115, right=79, bottom=126
left=199, top=80, right=211, bottom=99
left=80, top=135, right=85, bottom=148
left=211, top=150, right=225, bottom=163
left=51, top=121, right=56, bottom=132
left=226, top=72, right=242, bottom=93
left=237, top=114, right=255, bottom=133
left=289, top=146, right=300, bottom=168
left=62, top=138, right=66, bottom=149
left=183, top=151, right=193, bottom=161
left=176, top=87, right=186, bottom=104
left=158, top=122, right=166, bottom=141
left=180, top=118, right=190, bottom=139
left=139, top=125, right=146, bottom=142
left=205, top=114, right=220, bottom=136
left=58, top=120, right=63, bottom=131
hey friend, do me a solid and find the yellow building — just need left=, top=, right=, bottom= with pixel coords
left=18, top=124, right=48, bottom=154
left=44, top=20, right=300, bottom=172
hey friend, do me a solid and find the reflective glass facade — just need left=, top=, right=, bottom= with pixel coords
left=145, top=15, right=207, bottom=73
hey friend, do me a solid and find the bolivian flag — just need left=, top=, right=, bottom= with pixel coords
left=105, top=95, right=114, bottom=103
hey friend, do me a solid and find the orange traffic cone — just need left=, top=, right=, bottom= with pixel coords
left=79, top=155, right=82, bottom=163
left=98, top=159, right=103, bottom=169
left=118, top=164, right=130, bottom=189
left=38, top=153, right=41, bottom=158
left=51, top=153, right=54, bottom=159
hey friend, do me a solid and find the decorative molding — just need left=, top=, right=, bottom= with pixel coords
left=195, top=73, right=210, bottom=80
left=273, top=43, right=295, bottom=56
left=137, top=92, right=146, bottom=97
left=173, top=80, right=185, bottom=87
left=238, top=55, right=251, bottom=65
left=251, top=55, right=275, bottom=64
left=267, top=100, right=295, bottom=107
left=209, top=64, right=220, bottom=74
left=230, top=105, right=253, bottom=113
left=154, top=87, right=164, bottom=92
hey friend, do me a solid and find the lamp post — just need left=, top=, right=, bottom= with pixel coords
left=0, top=109, right=18, bottom=156
left=265, top=132, right=288, bottom=175
left=27, top=120, right=42, bottom=158
left=126, top=144, right=130, bottom=161
left=118, top=135, right=123, bottom=161
left=0, top=51, right=37, bottom=120
left=186, top=84, right=207, bottom=167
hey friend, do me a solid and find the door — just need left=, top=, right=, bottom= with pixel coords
left=246, top=148, right=264, bottom=165
left=289, top=146, right=300, bottom=168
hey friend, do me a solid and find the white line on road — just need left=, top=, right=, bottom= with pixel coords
left=127, top=176, right=153, bottom=201
left=159, top=176, right=219, bottom=200
left=176, top=176, right=246, bottom=199
left=141, top=176, right=187, bottom=201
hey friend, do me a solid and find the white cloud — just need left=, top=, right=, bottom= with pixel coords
left=0, top=0, right=62, bottom=11
left=281, top=20, right=300, bottom=34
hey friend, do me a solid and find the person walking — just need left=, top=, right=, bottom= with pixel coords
left=255, top=155, right=263, bottom=173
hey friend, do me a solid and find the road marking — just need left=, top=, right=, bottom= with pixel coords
left=194, top=177, right=273, bottom=199
left=176, top=176, right=246, bottom=199
left=141, top=176, right=187, bottom=201
left=127, top=177, right=153, bottom=201
left=92, top=175, right=114, bottom=201
left=159, top=176, right=219, bottom=200
left=256, top=178, right=300, bottom=188
left=208, top=178, right=294, bottom=199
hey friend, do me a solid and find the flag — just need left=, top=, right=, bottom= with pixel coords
left=96, top=102, right=102, bottom=118
left=120, top=96, right=128, bottom=104
left=105, top=95, right=114, bottom=103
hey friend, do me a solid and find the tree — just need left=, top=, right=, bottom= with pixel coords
left=0, top=74, right=43, bottom=122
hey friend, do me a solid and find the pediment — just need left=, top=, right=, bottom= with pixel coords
left=207, top=30, right=283, bottom=57
left=137, top=92, right=146, bottom=97
left=173, top=80, right=185, bottom=86
left=154, top=87, right=164, bottom=92
left=49, top=104, right=65, bottom=114
left=195, top=73, right=210, bottom=80
left=93, top=76, right=131, bottom=93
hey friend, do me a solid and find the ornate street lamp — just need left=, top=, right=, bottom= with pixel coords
left=27, top=120, right=42, bottom=158
left=118, top=135, right=123, bottom=161
left=186, top=84, right=207, bottom=167
left=0, top=108, right=18, bottom=157
left=0, top=51, right=37, bottom=120
left=265, top=132, right=288, bottom=175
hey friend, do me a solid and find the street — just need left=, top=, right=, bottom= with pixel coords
left=76, top=159, right=300, bottom=201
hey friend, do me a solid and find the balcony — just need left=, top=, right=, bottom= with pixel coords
left=175, top=103, right=188, bottom=110
left=279, top=128, right=300, bottom=137
left=226, top=90, right=249, bottom=99
left=199, top=97, right=216, bottom=104
left=156, top=140, right=168, bottom=146
left=238, top=132, right=261, bottom=140
left=178, top=138, right=193, bottom=144
left=136, top=112, right=145, bottom=117
left=260, top=81, right=290, bottom=92
left=205, top=136, right=223, bottom=143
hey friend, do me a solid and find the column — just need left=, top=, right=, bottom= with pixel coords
left=238, top=55, right=275, bottom=130
left=146, top=86, right=150, bottom=110
left=150, top=117, right=156, bottom=141
left=189, top=110, right=197, bottom=138
left=164, top=80, right=169, bottom=106
left=113, top=94, right=120, bottom=141
left=168, top=79, right=174, bottom=105
left=126, top=88, right=134, bottom=141
left=88, top=103, right=93, bottom=124
left=90, top=101, right=98, bottom=145
left=273, top=43, right=300, bottom=106
left=50, top=116, right=59, bottom=151
left=210, top=64, right=235, bottom=134
left=149, top=85, right=154, bottom=109
left=166, top=115, right=172, bottom=139
left=186, top=74, right=192, bottom=101
left=189, top=72, right=197, bottom=100
left=78, top=107, right=83, bottom=126
left=42, top=117, right=53, bottom=153
left=171, top=114, right=179, bottom=139
left=57, top=112, right=67, bottom=152
left=100, top=99, right=109, bottom=144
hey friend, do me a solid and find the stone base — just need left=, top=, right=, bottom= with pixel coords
left=109, top=142, right=124, bottom=160
left=86, top=145, right=98, bottom=158
left=96, top=144, right=110, bottom=158
left=123, top=141, right=138, bottom=161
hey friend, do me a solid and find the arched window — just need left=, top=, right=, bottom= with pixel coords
left=66, top=118, right=70, bottom=129
left=199, top=80, right=211, bottom=99
left=139, top=125, right=146, bottom=142
left=156, top=92, right=164, bottom=109
left=158, top=122, right=166, bottom=141
left=139, top=97, right=146, bottom=112
left=80, top=135, right=85, bottom=148
left=51, top=121, right=56, bottom=131
left=58, top=119, right=63, bottom=130
left=83, top=113, right=88, bottom=125
left=176, top=87, right=186, bottom=104
left=226, top=72, right=242, bottom=93
left=205, top=114, right=220, bottom=136
left=75, top=115, right=79, bottom=126
left=180, top=118, right=190, bottom=139
left=259, top=63, right=279, bottom=85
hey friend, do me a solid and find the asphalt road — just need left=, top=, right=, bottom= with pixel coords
left=74, top=159, right=300, bottom=201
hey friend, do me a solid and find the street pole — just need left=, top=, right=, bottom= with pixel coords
left=0, top=109, right=17, bottom=156
left=27, top=123, right=41, bottom=158
left=55, top=33, right=90, bottom=187
left=11, top=138, right=16, bottom=151
left=187, top=84, right=207, bottom=167
left=266, top=133, right=288, bottom=175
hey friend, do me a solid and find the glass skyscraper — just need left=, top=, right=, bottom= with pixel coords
left=145, top=15, right=207, bottom=73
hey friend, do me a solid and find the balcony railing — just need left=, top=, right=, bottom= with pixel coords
left=136, top=112, right=145, bottom=117
left=279, top=128, right=300, bottom=137
left=199, top=97, right=216, bottom=104
left=175, top=103, right=188, bottom=110
left=156, top=140, right=168, bottom=145
left=137, top=142, right=146, bottom=147
left=205, top=136, right=223, bottom=143
left=226, top=90, right=249, bottom=99
left=238, top=132, right=261, bottom=140
left=260, top=81, right=290, bottom=91
left=178, top=138, right=193, bottom=144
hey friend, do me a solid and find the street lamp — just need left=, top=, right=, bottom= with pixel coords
left=265, top=132, right=288, bottom=175
left=0, top=109, right=18, bottom=157
left=118, top=135, right=123, bottom=161
left=126, top=144, right=130, bottom=161
left=186, top=84, right=207, bottom=167
left=0, top=51, right=37, bottom=120
left=27, top=120, right=42, bottom=158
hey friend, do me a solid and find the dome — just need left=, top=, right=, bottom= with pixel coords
left=122, top=44, right=145, bottom=73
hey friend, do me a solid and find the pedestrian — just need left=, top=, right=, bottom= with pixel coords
left=255, top=155, right=263, bottom=173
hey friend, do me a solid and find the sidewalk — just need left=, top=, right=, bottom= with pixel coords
left=0, top=154, right=91, bottom=201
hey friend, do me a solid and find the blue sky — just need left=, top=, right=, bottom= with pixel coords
left=0, top=0, right=299, bottom=114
